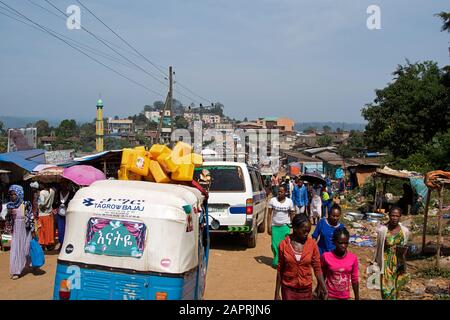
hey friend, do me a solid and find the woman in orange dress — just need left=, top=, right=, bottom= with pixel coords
left=37, top=184, right=55, bottom=250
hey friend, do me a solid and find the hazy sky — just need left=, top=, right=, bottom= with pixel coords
left=0, top=0, right=448, bottom=123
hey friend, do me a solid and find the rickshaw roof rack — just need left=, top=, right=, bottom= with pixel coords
left=88, top=180, right=205, bottom=206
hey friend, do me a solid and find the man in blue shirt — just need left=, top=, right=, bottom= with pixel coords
left=292, top=177, right=309, bottom=216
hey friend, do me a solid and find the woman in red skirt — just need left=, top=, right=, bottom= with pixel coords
left=275, top=215, right=328, bottom=300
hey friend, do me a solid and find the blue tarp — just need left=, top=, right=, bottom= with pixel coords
left=335, top=168, right=344, bottom=179
left=0, top=149, right=46, bottom=172
left=409, top=177, right=428, bottom=200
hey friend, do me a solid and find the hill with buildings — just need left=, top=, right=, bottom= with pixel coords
left=295, top=122, right=366, bottom=132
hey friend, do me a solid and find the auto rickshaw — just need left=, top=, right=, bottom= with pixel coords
left=53, top=180, right=209, bottom=300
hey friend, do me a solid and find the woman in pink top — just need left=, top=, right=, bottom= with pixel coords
left=321, top=228, right=360, bottom=300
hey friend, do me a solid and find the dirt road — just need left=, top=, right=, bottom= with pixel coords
left=1, top=230, right=446, bottom=300
left=0, top=232, right=276, bottom=300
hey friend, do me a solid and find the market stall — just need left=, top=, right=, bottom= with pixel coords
left=423, top=170, right=450, bottom=267
left=372, top=166, right=427, bottom=214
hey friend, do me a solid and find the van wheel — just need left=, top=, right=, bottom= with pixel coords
left=257, top=214, right=266, bottom=233
left=245, top=226, right=257, bottom=248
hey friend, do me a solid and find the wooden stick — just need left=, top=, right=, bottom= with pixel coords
left=436, top=186, right=444, bottom=269
left=374, top=177, right=378, bottom=211
left=422, top=188, right=431, bottom=255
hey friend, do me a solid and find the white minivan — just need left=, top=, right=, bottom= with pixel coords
left=194, top=161, right=267, bottom=248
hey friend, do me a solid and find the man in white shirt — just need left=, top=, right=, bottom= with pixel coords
left=267, top=185, right=295, bottom=268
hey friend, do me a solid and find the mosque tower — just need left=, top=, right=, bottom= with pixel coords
left=95, top=98, right=104, bottom=152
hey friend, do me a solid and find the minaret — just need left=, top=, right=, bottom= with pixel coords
left=96, top=98, right=104, bottom=152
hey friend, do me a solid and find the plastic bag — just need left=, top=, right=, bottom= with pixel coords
left=366, top=262, right=381, bottom=290
left=30, top=237, right=45, bottom=268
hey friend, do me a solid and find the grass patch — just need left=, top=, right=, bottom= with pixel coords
left=417, top=267, right=450, bottom=279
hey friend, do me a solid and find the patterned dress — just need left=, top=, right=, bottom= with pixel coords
left=381, top=230, right=410, bottom=300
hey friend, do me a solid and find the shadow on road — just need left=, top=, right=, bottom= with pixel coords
left=210, top=233, right=248, bottom=251
left=254, top=256, right=274, bottom=268
left=21, top=266, right=47, bottom=279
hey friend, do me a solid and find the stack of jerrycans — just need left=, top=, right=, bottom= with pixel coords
left=118, top=142, right=203, bottom=183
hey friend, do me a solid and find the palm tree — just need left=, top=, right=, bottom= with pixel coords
left=435, top=12, right=450, bottom=32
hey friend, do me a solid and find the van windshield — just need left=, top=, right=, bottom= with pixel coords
left=194, top=166, right=245, bottom=192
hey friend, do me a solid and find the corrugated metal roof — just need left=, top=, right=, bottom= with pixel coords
left=281, top=150, right=322, bottom=162
left=303, top=146, right=336, bottom=154
left=73, top=150, right=122, bottom=162
left=0, top=149, right=46, bottom=172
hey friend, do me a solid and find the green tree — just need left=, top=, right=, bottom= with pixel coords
left=336, top=131, right=366, bottom=158
left=174, top=115, right=189, bottom=129
left=422, top=128, right=450, bottom=171
left=304, top=127, right=316, bottom=134
left=153, top=101, right=164, bottom=110
left=35, top=120, right=51, bottom=137
left=143, top=105, right=152, bottom=112
left=147, top=121, right=158, bottom=131
left=0, top=122, right=7, bottom=153
left=105, top=137, right=132, bottom=150
left=323, top=125, right=332, bottom=133
left=0, top=121, right=5, bottom=135
left=435, top=11, right=450, bottom=32
left=362, top=61, right=449, bottom=159
left=56, top=119, right=79, bottom=139
left=79, top=122, right=96, bottom=152
left=211, top=102, right=224, bottom=116
left=317, top=135, right=333, bottom=147
left=336, top=144, right=355, bottom=158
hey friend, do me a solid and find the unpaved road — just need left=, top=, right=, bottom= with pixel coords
left=0, top=232, right=276, bottom=300
left=0, top=231, right=395, bottom=300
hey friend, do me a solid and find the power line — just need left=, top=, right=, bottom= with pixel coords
left=0, top=1, right=164, bottom=98
left=43, top=0, right=168, bottom=88
left=75, top=0, right=214, bottom=106
left=0, top=7, right=143, bottom=71
left=176, top=81, right=213, bottom=104
left=26, top=0, right=145, bottom=62
left=76, top=0, right=167, bottom=78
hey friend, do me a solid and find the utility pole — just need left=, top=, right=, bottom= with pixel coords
left=156, top=66, right=174, bottom=145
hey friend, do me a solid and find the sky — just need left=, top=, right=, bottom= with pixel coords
left=0, top=0, right=448, bottom=123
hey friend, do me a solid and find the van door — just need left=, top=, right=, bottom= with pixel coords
left=249, top=169, right=265, bottom=228
left=256, top=171, right=267, bottom=226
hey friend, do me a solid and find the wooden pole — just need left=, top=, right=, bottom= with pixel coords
left=103, top=160, right=107, bottom=176
left=373, top=176, right=378, bottom=211
left=436, top=186, right=444, bottom=269
left=421, top=188, right=431, bottom=254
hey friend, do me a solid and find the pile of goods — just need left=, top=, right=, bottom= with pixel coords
left=118, top=142, right=203, bottom=183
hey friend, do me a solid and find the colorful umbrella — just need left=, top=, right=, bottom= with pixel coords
left=32, top=164, right=57, bottom=172
left=62, top=165, right=106, bottom=186
left=25, top=166, right=65, bottom=183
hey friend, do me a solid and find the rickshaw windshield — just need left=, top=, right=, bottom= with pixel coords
left=84, top=217, right=147, bottom=258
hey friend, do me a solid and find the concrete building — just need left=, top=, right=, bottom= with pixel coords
left=201, top=114, right=221, bottom=124
left=257, top=117, right=295, bottom=132
left=235, top=122, right=264, bottom=130
left=107, top=118, right=134, bottom=135
left=144, top=111, right=161, bottom=123
left=277, top=117, right=295, bottom=132
left=214, top=123, right=234, bottom=130
left=183, top=112, right=201, bottom=122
